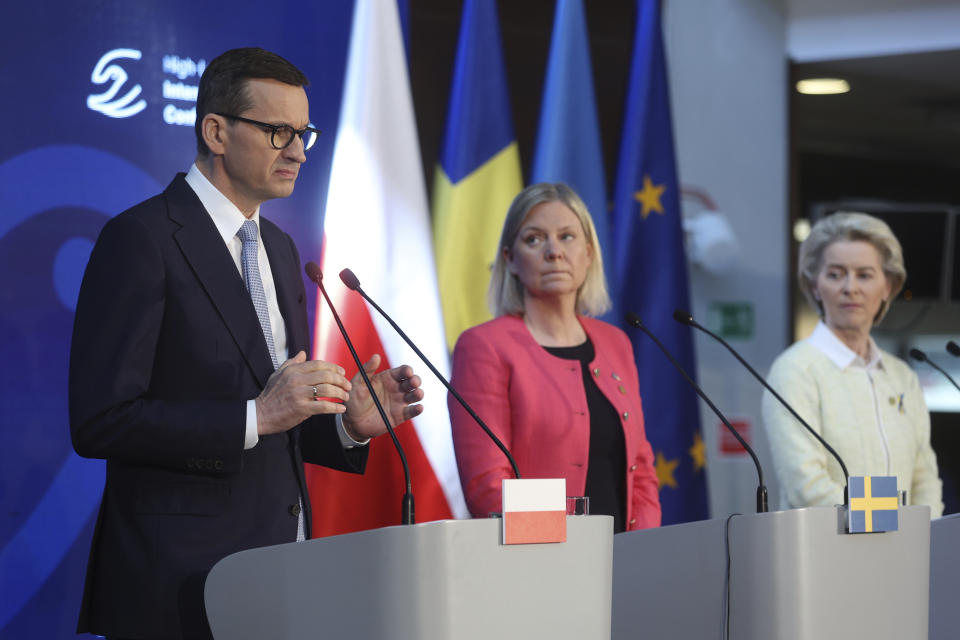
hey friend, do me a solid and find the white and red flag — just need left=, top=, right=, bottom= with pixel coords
left=307, top=0, right=469, bottom=535
left=502, top=478, right=567, bottom=545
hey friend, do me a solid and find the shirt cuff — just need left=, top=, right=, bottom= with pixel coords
left=244, top=399, right=259, bottom=450
left=247, top=400, right=367, bottom=449
left=337, top=414, right=370, bottom=448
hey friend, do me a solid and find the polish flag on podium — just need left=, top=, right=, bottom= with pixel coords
left=502, top=479, right=567, bottom=545
left=305, top=0, right=469, bottom=536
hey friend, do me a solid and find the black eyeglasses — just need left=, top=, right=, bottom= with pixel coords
left=216, top=113, right=321, bottom=151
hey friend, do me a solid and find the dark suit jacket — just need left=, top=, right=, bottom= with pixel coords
left=69, top=174, right=366, bottom=640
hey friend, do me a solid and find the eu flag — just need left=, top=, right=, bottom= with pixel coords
left=848, top=476, right=899, bottom=534
left=611, top=0, right=708, bottom=524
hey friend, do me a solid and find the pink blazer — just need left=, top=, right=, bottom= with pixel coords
left=449, top=315, right=661, bottom=530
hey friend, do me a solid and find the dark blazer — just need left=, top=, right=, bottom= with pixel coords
left=69, top=174, right=366, bottom=640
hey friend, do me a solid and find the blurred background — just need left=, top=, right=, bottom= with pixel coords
left=2, top=0, right=959, bottom=636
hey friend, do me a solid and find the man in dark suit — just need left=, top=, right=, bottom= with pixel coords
left=68, top=47, right=423, bottom=640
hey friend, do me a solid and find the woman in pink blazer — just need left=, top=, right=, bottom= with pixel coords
left=449, top=183, right=661, bottom=532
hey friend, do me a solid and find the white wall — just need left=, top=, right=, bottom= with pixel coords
left=787, top=0, right=960, bottom=61
left=664, top=0, right=789, bottom=516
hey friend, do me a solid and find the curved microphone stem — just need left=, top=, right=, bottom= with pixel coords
left=910, top=348, right=960, bottom=393
left=625, top=312, right=767, bottom=513
left=306, top=263, right=414, bottom=525
left=676, top=311, right=851, bottom=503
left=340, top=268, right=520, bottom=479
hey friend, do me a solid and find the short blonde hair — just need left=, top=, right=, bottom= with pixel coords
left=488, top=183, right=611, bottom=317
left=798, top=212, right=906, bottom=324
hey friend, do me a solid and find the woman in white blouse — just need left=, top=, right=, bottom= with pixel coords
left=762, top=212, right=943, bottom=516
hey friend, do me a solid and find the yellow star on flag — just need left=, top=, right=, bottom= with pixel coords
left=655, top=451, right=679, bottom=489
left=633, top=175, right=665, bottom=219
left=689, top=431, right=706, bottom=472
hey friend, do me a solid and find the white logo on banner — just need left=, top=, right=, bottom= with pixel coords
left=87, top=49, right=147, bottom=118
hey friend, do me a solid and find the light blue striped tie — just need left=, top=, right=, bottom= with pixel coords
left=237, top=220, right=279, bottom=370
left=237, top=221, right=304, bottom=541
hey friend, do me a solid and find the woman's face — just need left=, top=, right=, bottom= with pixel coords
left=812, top=240, right=892, bottom=334
left=506, top=201, right=593, bottom=304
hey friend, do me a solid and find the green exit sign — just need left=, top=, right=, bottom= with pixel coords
left=708, top=302, right=754, bottom=339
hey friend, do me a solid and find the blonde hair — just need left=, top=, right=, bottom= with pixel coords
left=488, top=182, right=611, bottom=317
left=798, top=212, right=906, bottom=324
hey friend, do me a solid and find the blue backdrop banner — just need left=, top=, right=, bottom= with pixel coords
left=0, top=2, right=354, bottom=636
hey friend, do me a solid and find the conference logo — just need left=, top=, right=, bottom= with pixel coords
left=87, top=48, right=147, bottom=119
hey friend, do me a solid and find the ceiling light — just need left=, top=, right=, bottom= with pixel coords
left=796, top=78, right=850, bottom=95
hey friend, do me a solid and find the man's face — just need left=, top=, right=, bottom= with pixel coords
left=218, top=78, right=310, bottom=215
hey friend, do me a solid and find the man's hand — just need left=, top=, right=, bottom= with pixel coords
left=341, top=354, right=424, bottom=441
left=256, top=351, right=352, bottom=436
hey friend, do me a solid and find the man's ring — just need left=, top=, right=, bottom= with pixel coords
left=311, top=386, right=319, bottom=398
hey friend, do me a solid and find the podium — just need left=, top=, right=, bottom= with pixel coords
left=205, top=516, right=613, bottom=639
left=930, top=513, right=960, bottom=640
left=612, top=506, right=931, bottom=640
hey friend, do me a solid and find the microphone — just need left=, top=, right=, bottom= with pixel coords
left=947, top=341, right=960, bottom=358
left=624, top=311, right=768, bottom=513
left=305, top=262, right=415, bottom=525
left=909, top=348, right=960, bottom=393
left=673, top=309, right=850, bottom=506
left=339, top=268, right=520, bottom=479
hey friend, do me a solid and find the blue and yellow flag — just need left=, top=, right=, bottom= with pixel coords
left=848, top=476, right=899, bottom=533
left=611, top=0, right=709, bottom=524
left=531, top=0, right=613, bottom=299
left=432, top=0, right=523, bottom=350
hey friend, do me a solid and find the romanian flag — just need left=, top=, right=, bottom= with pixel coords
left=307, top=0, right=469, bottom=536
left=848, top=476, right=899, bottom=534
left=610, top=0, right=709, bottom=525
left=432, top=0, right=523, bottom=350
left=531, top=0, right=613, bottom=296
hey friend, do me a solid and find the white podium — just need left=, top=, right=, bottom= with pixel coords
left=930, top=512, right=960, bottom=640
left=612, top=506, right=931, bottom=640
left=205, top=515, right=613, bottom=639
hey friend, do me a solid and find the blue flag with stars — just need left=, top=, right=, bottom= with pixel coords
left=611, top=0, right=708, bottom=524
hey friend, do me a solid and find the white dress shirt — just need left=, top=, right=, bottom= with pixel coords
left=184, top=164, right=365, bottom=450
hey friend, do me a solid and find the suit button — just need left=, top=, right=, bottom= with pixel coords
left=593, top=368, right=600, bottom=377
left=289, top=503, right=302, bottom=517
left=629, top=519, right=636, bottom=526
left=630, top=464, right=637, bottom=471
left=622, top=411, right=629, bottom=419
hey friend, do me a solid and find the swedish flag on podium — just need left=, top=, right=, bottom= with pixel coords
left=847, top=476, right=899, bottom=534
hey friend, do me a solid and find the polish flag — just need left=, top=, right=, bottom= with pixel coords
left=502, top=479, right=567, bottom=545
left=306, top=0, right=469, bottom=535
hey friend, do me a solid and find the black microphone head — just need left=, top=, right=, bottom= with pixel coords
left=339, top=268, right=361, bottom=291
left=304, top=261, right=323, bottom=283
left=947, top=341, right=960, bottom=357
left=673, top=309, right=694, bottom=325
left=624, top=312, right=643, bottom=328
left=908, top=348, right=927, bottom=363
